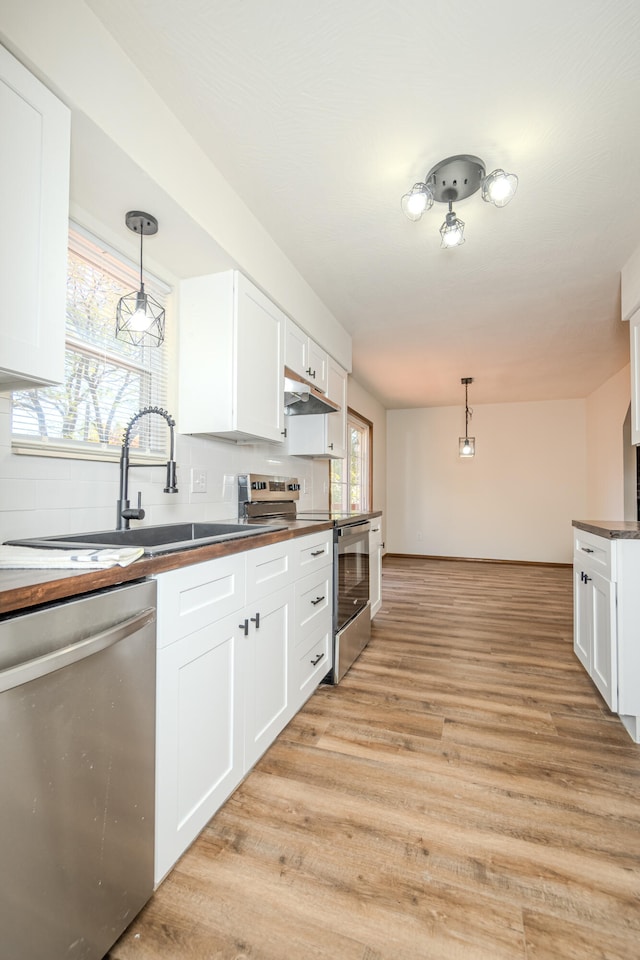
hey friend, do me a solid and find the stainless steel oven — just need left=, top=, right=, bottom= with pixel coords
left=332, top=518, right=371, bottom=683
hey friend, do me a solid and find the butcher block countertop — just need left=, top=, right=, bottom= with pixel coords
left=572, top=520, right=640, bottom=539
left=0, top=519, right=334, bottom=616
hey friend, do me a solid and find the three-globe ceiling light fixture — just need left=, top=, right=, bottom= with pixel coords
left=115, top=211, right=166, bottom=346
left=401, top=155, right=518, bottom=247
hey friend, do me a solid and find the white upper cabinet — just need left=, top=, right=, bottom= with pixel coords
left=284, top=317, right=328, bottom=394
left=0, top=44, right=70, bottom=392
left=179, top=271, right=285, bottom=443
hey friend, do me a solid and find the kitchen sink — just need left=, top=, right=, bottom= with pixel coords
left=7, top=521, right=286, bottom=557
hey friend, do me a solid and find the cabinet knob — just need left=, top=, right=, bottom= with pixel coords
left=305, top=367, right=316, bottom=378
left=328, top=442, right=334, bottom=450
left=250, top=612, right=261, bottom=629
left=238, top=619, right=249, bottom=636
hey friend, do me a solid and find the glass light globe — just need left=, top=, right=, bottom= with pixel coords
left=440, top=212, right=465, bottom=248
left=401, top=182, right=434, bottom=221
left=482, top=169, right=518, bottom=207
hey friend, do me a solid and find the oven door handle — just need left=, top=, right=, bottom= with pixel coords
left=337, top=520, right=371, bottom=539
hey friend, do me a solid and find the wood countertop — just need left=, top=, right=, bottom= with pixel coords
left=572, top=520, right=640, bottom=539
left=0, top=519, right=335, bottom=616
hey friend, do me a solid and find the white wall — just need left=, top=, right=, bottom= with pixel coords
left=386, top=400, right=587, bottom=564
left=0, top=392, right=329, bottom=543
left=585, top=364, right=631, bottom=519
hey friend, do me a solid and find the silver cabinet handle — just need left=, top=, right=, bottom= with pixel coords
left=310, top=596, right=325, bottom=606
left=0, top=607, right=155, bottom=694
left=310, top=652, right=325, bottom=666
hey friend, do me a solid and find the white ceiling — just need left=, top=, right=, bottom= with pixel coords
left=84, top=0, right=640, bottom=408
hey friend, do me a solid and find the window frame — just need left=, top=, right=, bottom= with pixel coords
left=10, top=221, right=172, bottom=464
left=329, top=407, right=373, bottom=513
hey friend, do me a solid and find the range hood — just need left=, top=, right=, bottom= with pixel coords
left=284, top=375, right=340, bottom=416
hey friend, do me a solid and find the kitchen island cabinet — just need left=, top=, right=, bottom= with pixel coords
left=178, top=270, right=286, bottom=443
left=572, top=521, right=640, bottom=741
left=369, top=519, right=384, bottom=618
left=0, top=44, right=70, bottom=391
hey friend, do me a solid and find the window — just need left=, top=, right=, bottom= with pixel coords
left=11, top=224, right=170, bottom=461
left=330, top=409, right=372, bottom=512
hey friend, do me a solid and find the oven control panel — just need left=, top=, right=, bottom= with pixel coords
left=238, top=474, right=301, bottom=517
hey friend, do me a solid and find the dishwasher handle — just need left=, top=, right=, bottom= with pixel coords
left=0, top=606, right=156, bottom=694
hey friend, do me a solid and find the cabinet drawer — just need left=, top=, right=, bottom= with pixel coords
left=294, top=568, right=332, bottom=642
left=246, top=540, right=292, bottom=602
left=155, top=555, right=246, bottom=648
left=294, top=532, right=333, bottom=573
left=292, top=626, right=331, bottom=700
left=573, top=529, right=615, bottom=581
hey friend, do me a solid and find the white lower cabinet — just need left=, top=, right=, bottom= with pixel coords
left=573, top=526, right=640, bottom=740
left=369, top=519, right=383, bottom=619
left=154, top=532, right=333, bottom=884
left=573, top=563, right=616, bottom=710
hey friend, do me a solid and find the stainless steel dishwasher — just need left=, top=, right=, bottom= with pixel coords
left=0, top=579, right=156, bottom=960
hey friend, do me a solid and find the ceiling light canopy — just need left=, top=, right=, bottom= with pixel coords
left=401, top=154, right=518, bottom=247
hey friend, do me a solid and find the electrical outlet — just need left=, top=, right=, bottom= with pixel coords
left=190, top=468, right=207, bottom=493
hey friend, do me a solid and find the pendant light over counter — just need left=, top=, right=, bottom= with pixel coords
left=459, top=377, right=475, bottom=458
left=115, top=211, right=165, bottom=346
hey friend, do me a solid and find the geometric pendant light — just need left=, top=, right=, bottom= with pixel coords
left=459, top=377, right=475, bottom=457
left=115, top=211, right=165, bottom=346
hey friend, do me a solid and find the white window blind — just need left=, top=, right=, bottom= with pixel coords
left=11, top=224, right=171, bottom=461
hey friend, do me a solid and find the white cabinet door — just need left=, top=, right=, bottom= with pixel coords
left=284, top=317, right=309, bottom=380
left=235, top=273, right=285, bottom=442
left=242, top=585, right=292, bottom=769
left=589, top=570, right=617, bottom=710
left=307, top=338, right=328, bottom=394
left=155, top=610, right=245, bottom=884
left=630, top=310, right=640, bottom=445
left=573, top=556, right=617, bottom=712
left=0, top=44, right=70, bottom=391
left=573, top=565, right=590, bottom=673
left=178, top=271, right=285, bottom=443
left=369, top=522, right=383, bottom=619
left=283, top=316, right=328, bottom=393
left=326, top=357, right=347, bottom=458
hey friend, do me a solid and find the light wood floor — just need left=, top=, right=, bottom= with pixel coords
left=109, top=557, right=640, bottom=960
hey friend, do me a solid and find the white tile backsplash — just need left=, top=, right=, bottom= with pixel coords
left=0, top=406, right=329, bottom=542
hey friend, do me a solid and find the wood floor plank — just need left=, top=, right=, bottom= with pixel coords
left=109, top=557, right=640, bottom=960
